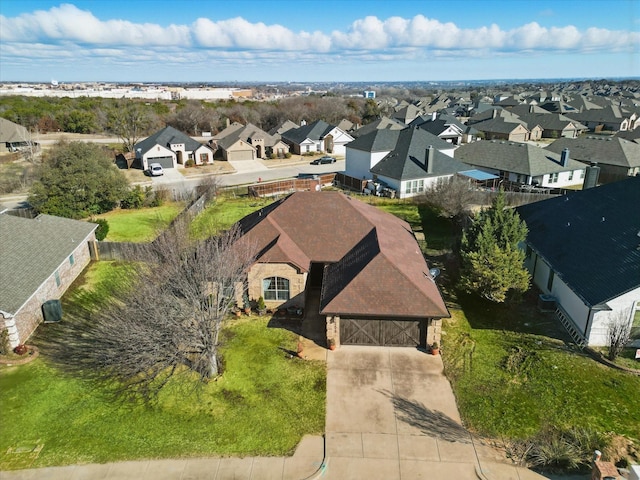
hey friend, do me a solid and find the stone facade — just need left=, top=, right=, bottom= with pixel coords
left=247, top=263, right=307, bottom=310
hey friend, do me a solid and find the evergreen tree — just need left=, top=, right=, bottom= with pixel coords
left=29, top=141, right=128, bottom=219
left=459, top=190, right=530, bottom=302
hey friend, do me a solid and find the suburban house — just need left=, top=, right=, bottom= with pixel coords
left=0, top=213, right=98, bottom=349
left=410, top=113, right=465, bottom=145
left=454, top=140, right=586, bottom=188
left=391, top=104, right=423, bottom=124
left=211, top=122, right=289, bottom=160
left=0, top=117, right=35, bottom=153
left=281, top=120, right=354, bottom=156
left=350, top=116, right=406, bottom=138
left=516, top=177, right=640, bottom=347
left=467, top=109, right=535, bottom=142
left=565, top=105, right=637, bottom=132
left=268, top=120, right=299, bottom=136
left=133, top=126, right=214, bottom=170
left=546, top=136, right=640, bottom=184
left=344, top=126, right=455, bottom=181
left=236, top=191, right=450, bottom=347
left=507, top=105, right=587, bottom=139
left=369, top=132, right=472, bottom=199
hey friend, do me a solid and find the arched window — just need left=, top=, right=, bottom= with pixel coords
left=263, top=277, right=290, bottom=301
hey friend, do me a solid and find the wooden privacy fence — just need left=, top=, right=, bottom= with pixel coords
left=90, top=193, right=209, bottom=261
left=248, top=173, right=336, bottom=197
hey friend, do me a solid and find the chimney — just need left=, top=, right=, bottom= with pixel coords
left=425, top=145, right=434, bottom=173
left=561, top=148, right=570, bottom=167
left=431, top=111, right=437, bottom=121
left=226, top=118, right=230, bottom=128
left=529, top=104, right=534, bottom=113
left=492, top=109, right=497, bottom=119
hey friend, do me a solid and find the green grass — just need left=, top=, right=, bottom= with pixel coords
left=0, top=262, right=325, bottom=470
left=93, top=203, right=184, bottom=242
left=442, top=302, right=640, bottom=441
left=190, top=195, right=273, bottom=239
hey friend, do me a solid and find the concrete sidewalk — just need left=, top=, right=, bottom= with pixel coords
left=0, top=436, right=325, bottom=480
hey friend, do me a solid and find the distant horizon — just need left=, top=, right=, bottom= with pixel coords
left=1, top=0, right=638, bottom=83
left=3, top=76, right=639, bottom=86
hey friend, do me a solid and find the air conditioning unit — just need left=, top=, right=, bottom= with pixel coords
left=537, top=294, right=557, bottom=312
left=42, top=299, right=63, bottom=323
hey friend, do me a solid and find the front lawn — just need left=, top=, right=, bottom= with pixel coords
left=442, top=297, right=640, bottom=443
left=0, top=262, right=325, bottom=470
left=93, top=203, right=184, bottom=242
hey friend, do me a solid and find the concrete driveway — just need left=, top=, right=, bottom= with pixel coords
left=323, top=346, right=546, bottom=480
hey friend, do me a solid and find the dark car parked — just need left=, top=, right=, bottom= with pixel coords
left=310, top=156, right=336, bottom=165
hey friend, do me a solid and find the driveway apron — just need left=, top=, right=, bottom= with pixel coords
left=324, top=346, right=487, bottom=479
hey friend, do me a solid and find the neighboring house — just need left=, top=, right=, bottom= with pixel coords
left=0, top=213, right=98, bottom=348
left=281, top=120, right=354, bottom=156
left=0, top=117, right=34, bottom=153
left=546, top=136, right=640, bottom=184
left=345, top=126, right=455, bottom=181
left=212, top=122, right=289, bottom=160
left=268, top=120, right=299, bottom=136
left=369, top=132, right=472, bottom=199
left=454, top=140, right=586, bottom=188
left=565, top=105, right=637, bottom=132
left=391, top=104, right=423, bottom=124
left=468, top=109, right=534, bottom=142
left=236, top=191, right=449, bottom=347
left=134, top=126, right=214, bottom=170
left=508, top=105, right=588, bottom=139
left=350, top=116, right=405, bottom=138
left=410, top=113, right=466, bottom=145
left=517, top=177, right=640, bottom=347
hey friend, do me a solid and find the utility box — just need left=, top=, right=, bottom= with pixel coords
left=42, top=299, right=63, bottom=323
left=537, top=294, right=557, bottom=312
left=592, top=461, right=620, bottom=480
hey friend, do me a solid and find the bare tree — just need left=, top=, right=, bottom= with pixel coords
left=420, top=176, right=476, bottom=222
left=42, top=223, right=256, bottom=400
left=107, top=102, right=153, bottom=152
left=607, top=310, right=632, bottom=361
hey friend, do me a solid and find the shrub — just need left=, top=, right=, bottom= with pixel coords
left=93, top=218, right=109, bottom=241
left=13, top=344, right=28, bottom=355
left=284, top=152, right=292, bottom=158
left=121, top=185, right=146, bottom=209
left=185, top=159, right=195, bottom=168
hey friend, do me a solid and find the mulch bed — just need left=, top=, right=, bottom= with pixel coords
left=0, top=345, right=39, bottom=365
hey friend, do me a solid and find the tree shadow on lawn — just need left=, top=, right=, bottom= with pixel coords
left=379, top=389, right=472, bottom=444
left=456, top=287, right=573, bottom=345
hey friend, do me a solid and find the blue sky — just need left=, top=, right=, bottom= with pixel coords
left=0, top=0, right=638, bottom=83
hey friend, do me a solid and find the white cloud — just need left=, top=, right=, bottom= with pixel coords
left=0, top=5, right=638, bottom=72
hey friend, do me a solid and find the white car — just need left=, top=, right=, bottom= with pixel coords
left=149, top=163, right=164, bottom=176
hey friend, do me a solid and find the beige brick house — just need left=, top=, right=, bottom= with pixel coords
left=0, top=213, right=97, bottom=348
left=236, top=191, right=449, bottom=348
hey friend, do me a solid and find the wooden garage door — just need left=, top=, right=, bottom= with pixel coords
left=340, top=318, right=421, bottom=346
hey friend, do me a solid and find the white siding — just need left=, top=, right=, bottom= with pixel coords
left=589, top=287, right=640, bottom=346
left=141, top=144, right=175, bottom=170
left=345, top=147, right=390, bottom=179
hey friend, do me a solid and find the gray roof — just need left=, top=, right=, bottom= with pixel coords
left=0, top=117, right=29, bottom=143
left=351, top=116, right=405, bottom=138
left=469, top=116, right=529, bottom=135
left=565, top=105, right=633, bottom=125
left=348, top=126, right=452, bottom=154
left=516, top=113, right=587, bottom=132
left=370, top=128, right=471, bottom=181
left=281, top=120, right=335, bottom=145
left=517, top=176, right=640, bottom=307
left=135, top=126, right=204, bottom=156
left=545, top=136, right=640, bottom=168
left=215, top=123, right=281, bottom=150
left=0, top=214, right=97, bottom=315
left=454, top=140, right=584, bottom=176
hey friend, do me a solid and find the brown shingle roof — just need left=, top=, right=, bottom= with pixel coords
left=237, top=191, right=449, bottom=318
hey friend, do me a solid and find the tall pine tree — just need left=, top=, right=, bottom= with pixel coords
left=460, top=190, right=530, bottom=302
